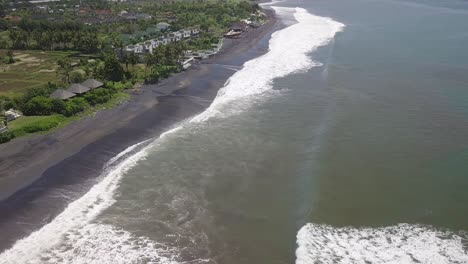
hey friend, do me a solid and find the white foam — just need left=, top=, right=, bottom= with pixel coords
left=191, top=7, right=344, bottom=122
left=33, top=224, right=180, bottom=264
left=0, top=7, right=346, bottom=263
left=259, top=0, right=285, bottom=6
left=296, top=223, right=468, bottom=264
left=0, top=128, right=182, bottom=264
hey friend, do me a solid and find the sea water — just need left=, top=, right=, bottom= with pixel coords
left=1, top=0, right=468, bottom=263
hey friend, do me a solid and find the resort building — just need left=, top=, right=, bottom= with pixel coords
left=50, top=89, right=76, bottom=100
left=120, top=27, right=200, bottom=58
left=0, top=123, right=8, bottom=134
left=81, top=79, right=104, bottom=89
left=4, top=109, right=22, bottom=122
left=156, top=22, right=170, bottom=31
left=67, top=84, right=90, bottom=95
left=50, top=79, right=104, bottom=100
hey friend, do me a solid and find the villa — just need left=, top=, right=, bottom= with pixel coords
left=120, top=27, right=200, bottom=58
left=50, top=79, right=104, bottom=100
left=50, top=89, right=76, bottom=100
left=81, top=79, right=104, bottom=89
left=67, top=83, right=90, bottom=95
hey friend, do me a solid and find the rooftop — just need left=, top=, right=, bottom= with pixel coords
left=81, top=79, right=103, bottom=89
left=50, top=89, right=76, bottom=100
left=67, top=83, right=90, bottom=94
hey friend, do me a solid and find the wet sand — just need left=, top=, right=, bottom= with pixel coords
left=0, top=9, right=280, bottom=252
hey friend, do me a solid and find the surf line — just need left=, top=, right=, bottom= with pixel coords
left=0, top=7, right=345, bottom=263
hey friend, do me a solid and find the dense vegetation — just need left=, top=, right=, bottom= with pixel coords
left=0, top=0, right=260, bottom=143
left=8, top=20, right=99, bottom=52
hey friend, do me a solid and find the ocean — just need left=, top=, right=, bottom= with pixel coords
left=1, top=0, right=468, bottom=263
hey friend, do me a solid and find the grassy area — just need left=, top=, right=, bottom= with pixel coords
left=8, top=115, right=67, bottom=137
left=0, top=50, right=77, bottom=97
left=6, top=91, right=129, bottom=138
left=0, top=31, right=10, bottom=47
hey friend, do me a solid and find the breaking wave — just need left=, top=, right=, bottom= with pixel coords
left=296, top=223, right=468, bottom=264
left=192, top=7, right=344, bottom=122
left=0, top=6, right=345, bottom=264
left=0, top=130, right=183, bottom=264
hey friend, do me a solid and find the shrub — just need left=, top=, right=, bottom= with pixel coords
left=51, top=98, right=66, bottom=114
left=4, top=99, right=18, bottom=110
left=23, top=84, right=56, bottom=102
left=104, top=81, right=132, bottom=92
left=103, top=54, right=124, bottom=82
left=70, top=70, right=85, bottom=83
left=84, top=88, right=112, bottom=106
left=0, top=131, right=15, bottom=144
left=23, top=96, right=53, bottom=116
left=64, top=97, right=89, bottom=116
left=22, top=118, right=61, bottom=133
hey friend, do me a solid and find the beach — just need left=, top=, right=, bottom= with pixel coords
left=0, top=8, right=279, bottom=252
left=1, top=0, right=468, bottom=262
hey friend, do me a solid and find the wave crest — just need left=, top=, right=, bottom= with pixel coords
left=192, top=7, right=345, bottom=122
left=296, top=223, right=468, bottom=264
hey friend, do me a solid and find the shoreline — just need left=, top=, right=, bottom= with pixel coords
left=0, top=8, right=281, bottom=251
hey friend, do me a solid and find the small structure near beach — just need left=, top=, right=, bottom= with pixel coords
left=225, top=22, right=249, bottom=39
left=67, top=83, right=90, bottom=95
left=156, top=22, right=170, bottom=31
left=81, top=79, right=104, bottom=90
left=0, top=123, right=8, bottom=134
left=5, top=109, right=22, bottom=122
left=50, top=89, right=76, bottom=100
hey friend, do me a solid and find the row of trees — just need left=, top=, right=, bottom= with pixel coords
left=9, top=27, right=100, bottom=52
left=142, top=40, right=188, bottom=81
left=2, top=80, right=123, bottom=118
left=5, top=19, right=100, bottom=52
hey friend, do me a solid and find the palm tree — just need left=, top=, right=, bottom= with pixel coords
left=144, top=53, right=154, bottom=80
left=123, top=53, right=130, bottom=73
left=56, top=58, right=73, bottom=84
left=129, top=52, right=139, bottom=71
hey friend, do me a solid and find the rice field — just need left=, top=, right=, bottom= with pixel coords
left=0, top=50, right=77, bottom=97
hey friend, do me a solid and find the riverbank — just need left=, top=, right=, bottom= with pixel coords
left=0, top=8, right=280, bottom=251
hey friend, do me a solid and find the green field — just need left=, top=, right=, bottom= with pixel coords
left=8, top=115, right=66, bottom=137
left=6, top=91, right=129, bottom=138
left=0, top=50, right=77, bottom=97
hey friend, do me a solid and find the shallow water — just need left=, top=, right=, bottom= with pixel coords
left=1, top=0, right=468, bottom=263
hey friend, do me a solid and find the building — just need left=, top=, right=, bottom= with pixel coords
left=225, top=22, right=249, bottom=38
left=67, top=84, right=90, bottom=95
left=81, top=79, right=104, bottom=90
left=5, top=109, right=22, bottom=122
left=167, top=15, right=177, bottom=23
left=121, top=27, right=197, bottom=57
left=182, top=57, right=194, bottom=70
left=0, top=124, right=8, bottom=134
left=50, top=89, right=76, bottom=100
left=34, top=5, right=49, bottom=13
left=125, top=44, right=145, bottom=54
left=156, top=22, right=170, bottom=31
left=230, top=22, right=248, bottom=32
left=136, top=13, right=152, bottom=21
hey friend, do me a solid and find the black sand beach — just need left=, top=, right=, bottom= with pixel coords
left=0, top=9, right=279, bottom=252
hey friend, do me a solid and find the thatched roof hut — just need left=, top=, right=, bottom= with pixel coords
left=67, top=83, right=90, bottom=94
left=81, top=79, right=104, bottom=90
left=50, top=89, right=76, bottom=100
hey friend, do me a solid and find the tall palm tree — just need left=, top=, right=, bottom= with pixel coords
left=129, top=52, right=138, bottom=71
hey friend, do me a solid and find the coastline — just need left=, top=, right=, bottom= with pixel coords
left=0, top=8, right=280, bottom=251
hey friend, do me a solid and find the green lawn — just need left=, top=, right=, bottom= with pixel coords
left=6, top=91, right=129, bottom=139
left=8, top=115, right=66, bottom=137
left=0, top=50, right=78, bottom=97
